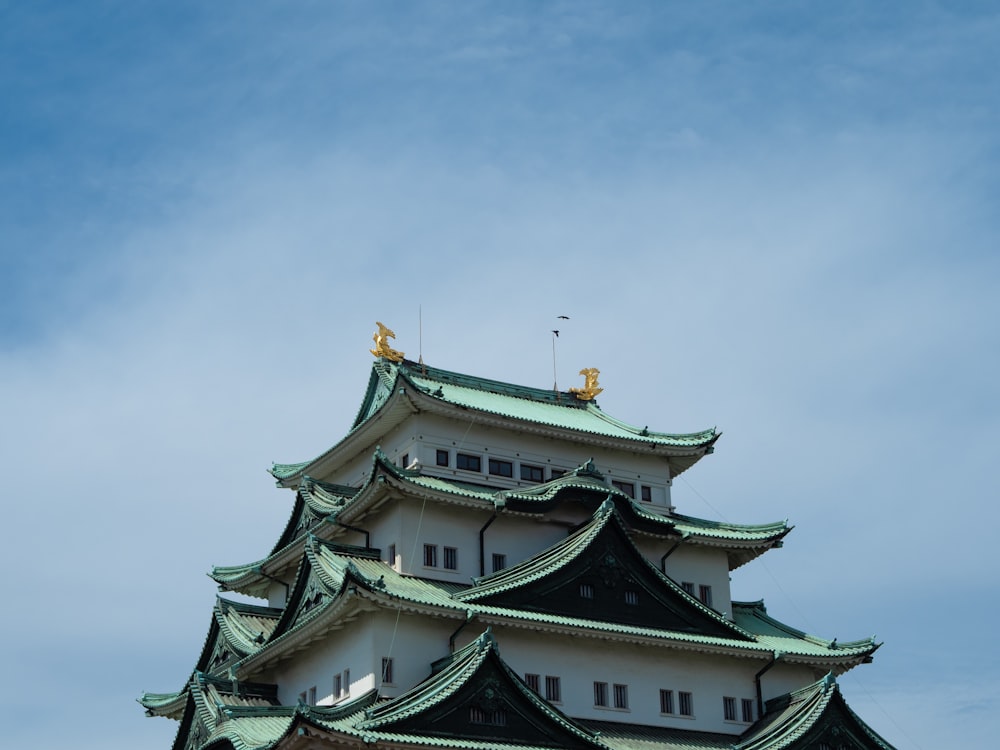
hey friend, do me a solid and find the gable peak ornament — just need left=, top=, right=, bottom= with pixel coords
left=370, top=321, right=405, bottom=362
left=569, top=368, right=603, bottom=401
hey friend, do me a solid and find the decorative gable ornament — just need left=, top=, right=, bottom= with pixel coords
left=568, top=367, right=603, bottom=400
left=369, top=321, right=404, bottom=362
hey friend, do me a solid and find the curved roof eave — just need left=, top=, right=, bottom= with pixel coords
left=271, top=382, right=418, bottom=489
left=272, top=359, right=721, bottom=487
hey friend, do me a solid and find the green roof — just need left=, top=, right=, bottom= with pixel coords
left=228, top=513, right=874, bottom=677
left=220, top=450, right=790, bottom=598
left=145, top=643, right=891, bottom=750
left=272, top=360, right=719, bottom=484
left=735, top=674, right=895, bottom=750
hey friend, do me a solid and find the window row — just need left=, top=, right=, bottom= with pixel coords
left=723, top=696, right=755, bottom=723
left=390, top=544, right=508, bottom=573
left=593, top=681, right=630, bottom=709
left=436, top=450, right=560, bottom=483
left=332, top=668, right=350, bottom=699
left=525, top=675, right=753, bottom=723
left=524, top=673, right=561, bottom=703
left=423, top=544, right=459, bottom=570
left=578, top=582, right=641, bottom=606
left=611, top=479, right=654, bottom=502
left=680, top=581, right=714, bottom=607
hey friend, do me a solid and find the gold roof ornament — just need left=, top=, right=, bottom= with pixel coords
left=569, top=367, right=603, bottom=401
left=370, top=321, right=405, bottom=363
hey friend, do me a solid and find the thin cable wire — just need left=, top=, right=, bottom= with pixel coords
left=677, top=474, right=920, bottom=749
left=378, top=496, right=428, bottom=698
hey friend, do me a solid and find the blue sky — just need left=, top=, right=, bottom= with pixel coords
left=1, top=2, right=998, bottom=748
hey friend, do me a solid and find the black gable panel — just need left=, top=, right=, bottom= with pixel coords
left=794, top=692, right=894, bottom=750
left=475, top=519, right=741, bottom=639
left=385, top=654, right=596, bottom=748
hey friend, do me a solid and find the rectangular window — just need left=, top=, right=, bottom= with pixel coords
left=742, top=698, right=754, bottom=723
left=400, top=453, right=409, bottom=468
left=625, top=590, right=639, bottom=605
left=524, top=673, right=540, bottom=693
left=679, top=691, right=693, bottom=716
left=381, top=657, right=394, bottom=685
left=640, top=485, right=652, bottom=502
left=470, top=707, right=507, bottom=725
left=579, top=583, right=594, bottom=599
left=423, top=544, right=438, bottom=567
left=549, top=468, right=566, bottom=479
left=699, top=584, right=713, bottom=607
left=593, top=681, right=608, bottom=707
left=456, top=453, right=481, bottom=472
left=520, top=463, right=545, bottom=482
left=436, top=449, right=449, bottom=467
left=333, top=673, right=342, bottom=697
left=659, top=689, right=674, bottom=714
left=343, top=669, right=350, bottom=696
left=724, top=696, right=737, bottom=721
left=681, top=581, right=695, bottom=595
left=492, top=553, right=507, bottom=572
left=488, top=458, right=513, bottom=477
left=545, top=675, right=561, bottom=702
left=387, top=543, right=396, bottom=567
left=611, top=480, right=635, bottom=498
left=613, top=684, right=629, bottom=709
left=443, top=546, right=458, bottom=570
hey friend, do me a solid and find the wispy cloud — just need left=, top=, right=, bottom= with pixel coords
left=2, top=3, right=997, bottom=748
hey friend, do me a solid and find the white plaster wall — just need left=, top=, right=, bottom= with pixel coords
left=268, top=610, right=458, bottom=706
left=363, top=496, right=600, bottom=581
left=661, top=545, right=733, bottom=618
left=407, top=413, right=675, bottom=507
left=267, top=581, right=288, bottom=609
left=760, top=661, right=826, bottom=702
left=456, top=625, right=778, bottom=735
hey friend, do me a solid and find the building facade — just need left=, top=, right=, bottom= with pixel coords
left=141, top=330, right=896, bottom=750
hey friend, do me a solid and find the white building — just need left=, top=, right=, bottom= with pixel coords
left=141, top=330, right=895, bottom=750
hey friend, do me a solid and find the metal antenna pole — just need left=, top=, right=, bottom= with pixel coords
left=419, top=305, right=427, bottom=375
left=552, top=330, right=558, bottom=392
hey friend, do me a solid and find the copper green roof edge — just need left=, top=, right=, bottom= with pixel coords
left=732, top=601, right=879, bottom=653
left=209, top=560, right=268, bottom=586
left=303, top=476, right=358, bottom=496
left=358, top=630, right=604, bottom=747
left=734, top=674, right=895, bottom=750
left=580, top=719, right=737, bottom=749
left=255, top=549, right=869, bottom=663
left=216, top=598, right=281, bottom=654
left=732, top=677, right=833, bottom=750
left=833, top=688, right=898, bottom=750
left=457, top=500, right=755, bottom=642
left=457, top=499, right=615, bottom=598
left=270, top=365, right=402, bottom=484
left=401, top=358, right=711, bottom=448
left=404, top=366, right=718, bottom=447
left=359, top=631, right=492, bottom=727
left=667, top=510, right=790, bottom=535
left=138, top=689, right=187, bottom=715
left=201, top=716, right=294, bottom=750
left=269, top=460, right=311, bottom=480
left=371, top=465, right=787, bottom=545
left=399, top=359, right=589, bottom=406
left=405, top=474, right=499, bottom=500
left=271, top=357, right=717, bottom=484
left=350, top=359, right=398, bottom=429
left=211, top=452, right=396, bottom=595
